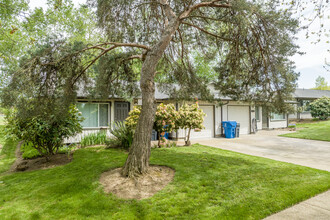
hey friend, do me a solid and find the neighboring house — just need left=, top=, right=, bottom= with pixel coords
left=289, top=89, right=330, bottom=120
left=66, top=86, right=291, bottom=143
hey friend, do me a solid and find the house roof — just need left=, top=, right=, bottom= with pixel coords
left=77, top=82, right=330, bottom=101
left=294, top=88, right=330, bottom=99
left=154, top=84, right=230, bottom=100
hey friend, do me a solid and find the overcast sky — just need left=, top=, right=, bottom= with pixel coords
left=29, top=0, right=330, bottom=89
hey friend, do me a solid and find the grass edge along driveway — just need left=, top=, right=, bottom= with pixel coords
left=0, top=142, right=329, bottom=219
left=281, top=120, right=330, bottom=142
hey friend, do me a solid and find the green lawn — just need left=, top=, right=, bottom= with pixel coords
left=281, top=120, right=330, bottom=142
left=0, top=125, right=18, bottom=173
left=0, top=139, right=329, bottom=219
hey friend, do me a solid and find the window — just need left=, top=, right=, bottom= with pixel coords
left=271, top=112, right=286, bottom=121
left=77, top=103, right=109, bottom=128
left=255, top=106, right=260, bottom=121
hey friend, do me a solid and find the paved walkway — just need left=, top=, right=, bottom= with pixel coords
left=179, top=130, right=330, bottom=220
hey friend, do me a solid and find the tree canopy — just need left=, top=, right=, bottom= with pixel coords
left=312, top=76, right=330, bottom=90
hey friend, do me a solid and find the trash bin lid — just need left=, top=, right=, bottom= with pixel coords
left=222, top=121, right=237, bottom=128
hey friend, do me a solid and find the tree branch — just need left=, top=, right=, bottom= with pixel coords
left=82, top=42, right=151, bottom=52
left=159, top=0, right=177, bottom=22
left=177, top=28, right=185, bottom=63
left=179, top=0, right=231, bottom=19
left=181, top=21, right=232, bottom=41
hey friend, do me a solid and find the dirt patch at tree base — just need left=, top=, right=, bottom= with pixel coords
left=10, top=142, right=72, bottom=172
left=100, top=166, right=175, bottom=200
left=11, top=154, right=72, bottom=172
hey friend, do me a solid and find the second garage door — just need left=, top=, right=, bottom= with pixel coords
left=228, top=106, right=250, bottom=135
left=190, top=105, right=214, bottom=139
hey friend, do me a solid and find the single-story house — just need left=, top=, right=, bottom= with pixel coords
left=289, top=89, right=330, bottom=120
left=65, top=86, right=291, bottom=143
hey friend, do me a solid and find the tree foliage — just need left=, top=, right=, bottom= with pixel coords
left=310, top=96, right=330, bottom=120
left=312, top=76, right=330, bottom=90
left=0, top=0, right=100, bottom=87
left=177, top=103, right=205, bottom=146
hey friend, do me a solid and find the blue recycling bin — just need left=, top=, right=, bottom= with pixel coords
left=160, top=125, right=169, bottom=140
left=222, top=121, right=237, bottom=139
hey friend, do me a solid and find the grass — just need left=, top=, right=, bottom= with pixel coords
left=0, top=125, right=18, bottom=173
left=281, top=120, right=330, bottom=142
left=0, top=143, right=329, bottom=219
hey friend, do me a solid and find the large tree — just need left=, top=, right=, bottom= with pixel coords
left=3, top=0, right=303, bottom=177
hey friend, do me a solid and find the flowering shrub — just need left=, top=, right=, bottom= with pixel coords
left=125, top=103, right=179, bottom=147
left=125, top=106, right=141, bottom=131
left=310, top=96, right=330, bottom=120
left=6, top=104, right=83, bottom=159
left=177, top=103, right=206, bottom=146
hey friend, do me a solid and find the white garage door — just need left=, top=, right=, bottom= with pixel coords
left=228, top=106, right=250, bottom=135
left=190, top=105, right=214, bottom=139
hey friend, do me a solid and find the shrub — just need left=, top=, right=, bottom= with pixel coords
left=6, top=105, right=83, bottom=160
left=125, top=103, right=179, bottom=147
left=80, top=132, right=107, bottom=147
left=177, top=102, right=206, bottom=146
left=106, top=121, right=133, bottom=150
left=309, top=96, right=330, bottom=120
left=20, top=142, right=75, bottom=159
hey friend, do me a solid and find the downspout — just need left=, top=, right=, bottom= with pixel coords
left=213, top=105, right=216, bottom=137
left=249, top=105, right=251, bottom=134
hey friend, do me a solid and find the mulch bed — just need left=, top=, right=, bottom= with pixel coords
left=10, top=142, right=72, bottom=172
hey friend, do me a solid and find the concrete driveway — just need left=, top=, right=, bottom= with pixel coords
left=187, top=130, right=330, bottom=172
left=183, top=130, right=330, bottom=220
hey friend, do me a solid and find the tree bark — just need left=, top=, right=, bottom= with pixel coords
left=122, top=4, right=180, bottom=177
left=185, top=128, right=191, bottom=146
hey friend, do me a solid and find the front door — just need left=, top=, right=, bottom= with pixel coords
left=262, top=109, right=268, bottom=129
left=114, top=102, right=130, bottom=122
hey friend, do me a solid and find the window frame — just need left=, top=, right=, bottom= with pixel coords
left=77, top=102, right=111, bottom=129
left=270, top=112, right=286, bottom=121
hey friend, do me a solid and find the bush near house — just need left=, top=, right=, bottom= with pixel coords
left=20, top=142, right=75, bottom=159
left=310, top=96, right=330, bottom=120
left=6, top=105, right=83, bottom=160
left=106, top=121, right=133, bottom=150
left=125, top=104, right=180, bottom=147
left=80, top=132, right=107, bottom=147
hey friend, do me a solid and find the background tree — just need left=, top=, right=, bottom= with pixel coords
left=0, top=0, right=100, bottom=87
left=3, top=0, right=302, bottom=177
left=312, top=76, right=330, bottom=90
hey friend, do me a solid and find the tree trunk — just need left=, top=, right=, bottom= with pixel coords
left=185, top=128, right=191, bottom=146
left=122, top=13, right=180, bottom=177
left=158, top=132, right=161, bottom=148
